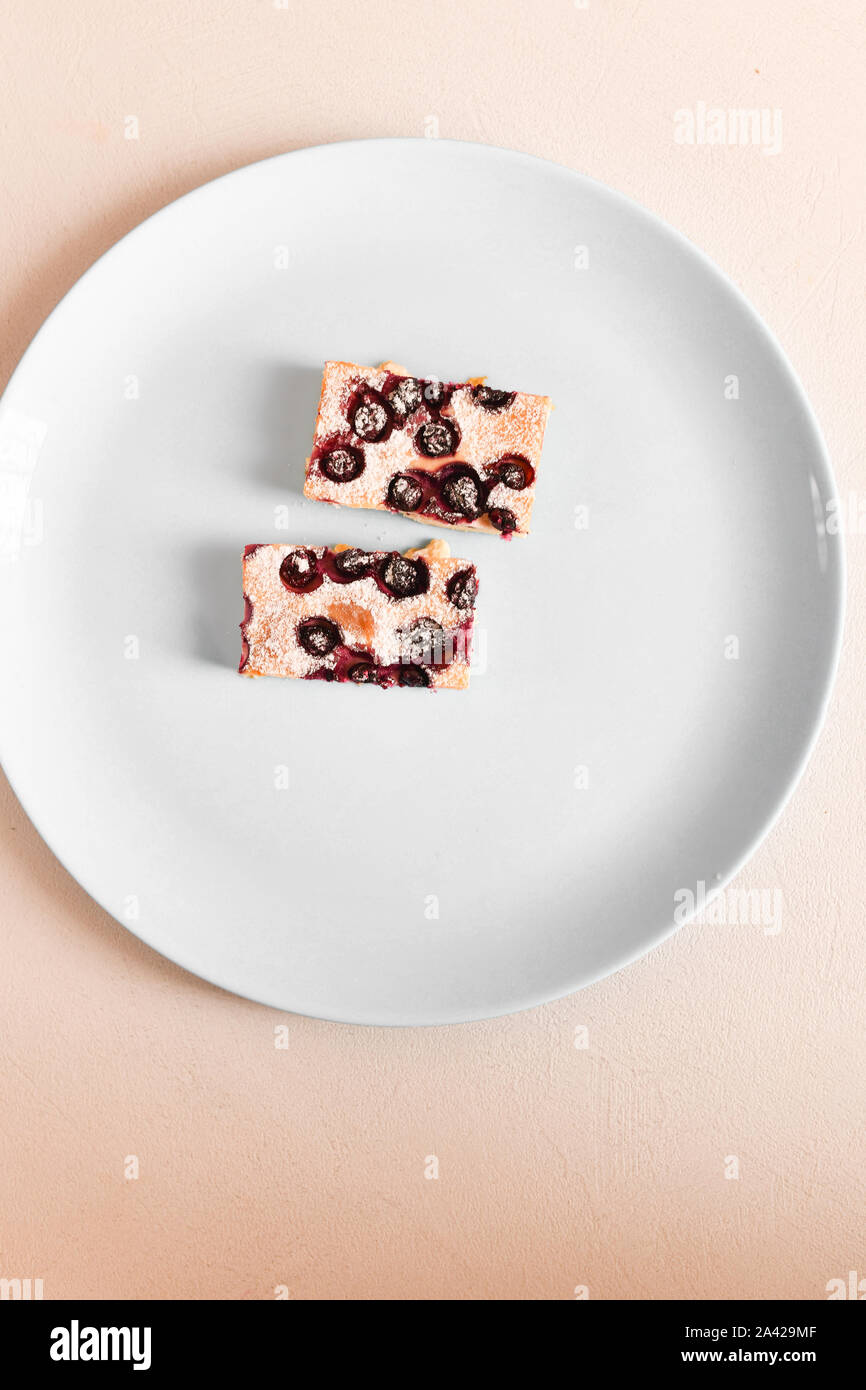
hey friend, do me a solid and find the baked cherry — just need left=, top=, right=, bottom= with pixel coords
left=495, top=455, right=530, bottom=490
left=347, top=660, right=377, bottom=683
left=473, top=385, right=515, bottom=412
left=319, top=445, right=365, bottom=483
left=446, top=568, right=477, bottom=612
left=387, top=376, right=424, bottom=419
left=488, top=506, right=518, bottom=535
left=408, top=616, right=443, bottom=638
left=380, top=553, right=429, bottom=598
left=349, top=389, right=390, bottom=443
left=333, top=546, right=375, bottom=580
left=425, top=498, right=467, bottom=527
left=280, top=547, right=322, bottom=592
left=422, top=379, right=449, bottom=408
left=398, top=665, right=430, bottom=687
left=415, top=419, right=459, bottom=458
left=403, top=616, right=444, bottom=665
left=441, top=466, right=484, bottom=520
left=387, top=473, right=424, bottom=512
left=297, top=617, right=342, bottom=656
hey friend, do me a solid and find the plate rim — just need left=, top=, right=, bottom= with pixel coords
left=0, top=137, right=847, bottom=1026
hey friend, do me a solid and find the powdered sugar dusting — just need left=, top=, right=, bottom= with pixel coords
left=304, top=361, right=551, bottom=535
left=241, top=541, right=476, bottom=689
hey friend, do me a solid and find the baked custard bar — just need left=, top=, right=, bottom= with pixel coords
left=304, top=361, right=551, bottom=537
left=240, top=539, right=478, bottom=689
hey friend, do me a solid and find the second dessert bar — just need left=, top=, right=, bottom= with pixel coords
left=240, top=539, right=478, bottom=690
left=304, top=360, right=551, bottom=538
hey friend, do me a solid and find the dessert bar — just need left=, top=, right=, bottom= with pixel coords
left=304, top=360, right=551, bottom=537
left=239, top=539, right=478, bottom=689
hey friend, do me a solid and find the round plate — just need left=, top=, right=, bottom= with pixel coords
left=0, top=140, right=843, bottom=1025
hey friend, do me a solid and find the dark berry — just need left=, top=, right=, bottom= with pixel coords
left=347, top=661, right=377, bottom=683
left=334, top=547, right=374, bottom=580
left=408, top=616, right=443, bottom=639
left=319, top=445, right=365, bottom=483
left=387, top=473, right=424, bottom=512
left=496, top=456, right=530, bottom=490
left=349, top=390, right=390, bottom=442
left=446, top=568, right=477, bottom=612
left=488, top=506, right=518, bottom=535
left=380, top=553, right=429, bottom=599
left=441, top=467, right=484, bottom=520
left=280, top=547, right=322, bottom=592
left=399, top=665, right=430, bottom=688
left=297, top=617, right=342, bottom=656
left=425, top=498, right=466, bottom=526
left=416, top=419, right=459, bottom=458
left=403, top=616, right=444, bottom=665
left=387, top=377, right=424, bottom=419
left=423, top=379, right=448, bottom=408
left=473, top=385, right=516, bottom=412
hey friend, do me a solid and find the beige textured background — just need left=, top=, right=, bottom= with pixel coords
left=1, top=0, right=864, bottom=1301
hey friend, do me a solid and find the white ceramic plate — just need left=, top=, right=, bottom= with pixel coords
left=0, top=140, right=843, bottom=1025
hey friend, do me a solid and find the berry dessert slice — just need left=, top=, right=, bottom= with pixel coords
left=304, top=360, right=552, bottom=538
left=239, top=539, right=478, bottom=689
